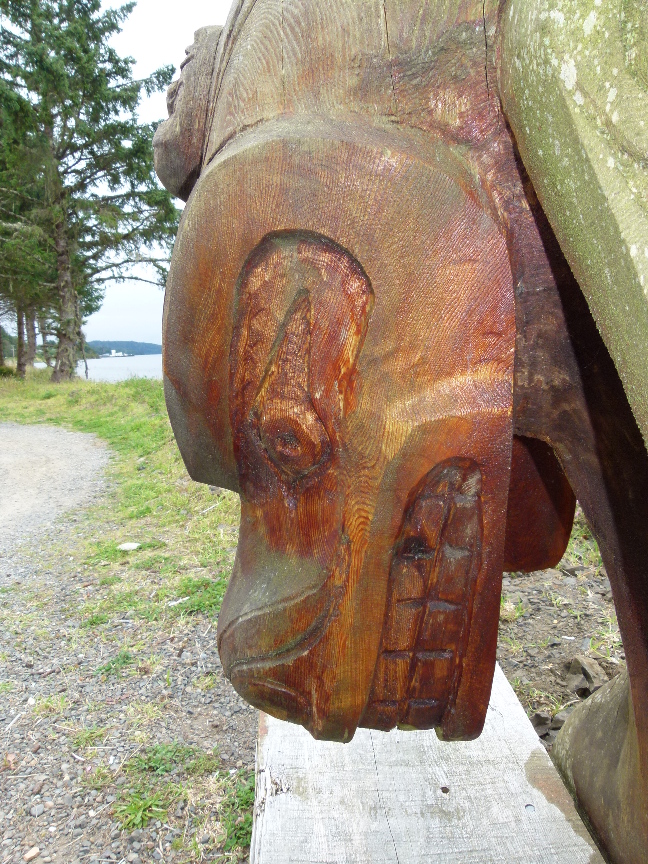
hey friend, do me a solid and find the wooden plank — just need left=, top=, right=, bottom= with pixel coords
left=251, top=664, right=603, bottom=864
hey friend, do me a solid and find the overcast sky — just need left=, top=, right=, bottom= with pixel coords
left=85, top=0, right=232, bottom=344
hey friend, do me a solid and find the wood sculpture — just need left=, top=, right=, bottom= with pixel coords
left=154, top=2, right=648, bottom=861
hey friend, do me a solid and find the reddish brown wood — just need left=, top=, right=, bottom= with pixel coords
left=504, top=436, right=575, bottom=573
left=155, top=3, right=648, bottom=857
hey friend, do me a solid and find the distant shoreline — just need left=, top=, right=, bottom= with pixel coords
left=86, top=340, right=162, bottom=357
left=94, top=352, right=162, bottom=358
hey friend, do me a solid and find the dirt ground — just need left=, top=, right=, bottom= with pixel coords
left=0, top=424, right=624, bottom=864
left=497, top=519, right=624, bottom=747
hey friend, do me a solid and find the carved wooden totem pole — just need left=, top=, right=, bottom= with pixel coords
left=154, top=1, right=648, bottom=861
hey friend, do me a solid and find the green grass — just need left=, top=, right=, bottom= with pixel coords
left=590, top=610, right=623, bottom=657
left=0, top=371, right=252, bottom=861
left=221, top=770, right=255, bottom=852
left=124, top=742, right=220, bottom=778
left=562, top=506, right=603, bottom=570
left=0, top=681, right=14, bottom=693
left=82, top=766, right=114, bottom=790
left=113, top=787, right=170, bottom=829
left=72, top=725, right=108, bottom=749
left=186, top=749, right=221, bottom=777
left=71, top=725, right=108, bottom=749
left=98, top=574, right=122, bottom=587
left=32, top=694, right=69, bottom=716
left=126, top=742, right=197, bottom=776
left=96, top=649, right=134, bottom=678
left=193, top=672, right=219, bottom=691
left=172, top=575, right=227, bottom=616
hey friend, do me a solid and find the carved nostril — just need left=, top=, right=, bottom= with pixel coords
left=275, top=429, right=300, bottom=456
left=257, top=405, right=331, bottom=479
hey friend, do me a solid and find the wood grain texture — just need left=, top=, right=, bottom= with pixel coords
left=155, top=1, right=648, bottom=853
left=500, top=0, right=648, bottom=451
left=504, top=437, right=575, bottom=573
left=203, top=0, right=502, bottom=166
left=153, top=25, right=223, bottom=200
left=251, top=665, right=603, bottom=864
left=512, top=196, right=648, bottom=858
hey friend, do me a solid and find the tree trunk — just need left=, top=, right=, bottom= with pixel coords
left=38, top=317, right=52, bottom=366
left=16, top=306, right=26, bottom=378
left=51, top=219, right=77, bottom=382
left=0, top=325, right=5, bottom=367
left=25, top=308, right=37, bottom=367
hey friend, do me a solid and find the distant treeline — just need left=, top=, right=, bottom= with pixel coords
left=88, top=341, right=162, bottom=356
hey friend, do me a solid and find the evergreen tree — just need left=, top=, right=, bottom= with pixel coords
left=0, top=95, right=58, bottom=375
left=0, top=0, right=179, bottom=380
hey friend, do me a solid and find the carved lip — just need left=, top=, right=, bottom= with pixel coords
left=218, top=569, right=341, bottom=677
left=217, top=529, right=351, bottom=729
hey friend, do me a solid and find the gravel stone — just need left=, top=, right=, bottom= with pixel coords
left=0, top=423, right=108, bottom=554
left=0, top=423, right=256, bottom=863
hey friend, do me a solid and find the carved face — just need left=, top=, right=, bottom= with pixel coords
left=210, top=222, right=516, bottom=742
left=152, top=25, right=222, bottom=201
left=161, top=109, right=526, bottom=740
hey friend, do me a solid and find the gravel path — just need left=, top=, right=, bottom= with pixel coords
left=0, top=424, right=256, bottom=864
left=0, top=423, right=109, bottom=554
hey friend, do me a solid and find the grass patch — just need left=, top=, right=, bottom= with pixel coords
left=500, top=597, right=525, bottom=623
left=562, top=505, right=603, bottom=571
left=512, top=679, right=564, bottom=715
left=32, top=694, right=69, bottom=716
left=171, top=575, right=226, bottom=616
left=0, top=371, right=240, bottom=629
left=221, top=770, right=255, bottom=852
left=0, top=681, right=14, bottom=694
left=187, top=750, right=220, bottom=777
left=125, top=702, right=164, bottom=727
left=590, top=610, right=623, bottom=657
left=82, top=766, right=114, bottom=790
left=126, top=742, right=196, bottom=776
left=499, top=635, right=523, bottom=654
left=96, top=649, right=134, bottom=678
left=193, top=672, right=219, bottom=691
left=124, top=742, right=220, bottom=779
left=1, top=372, right=251, bottom=859
left=83, top=612, right=110, bottom=627
left=71, top=725, right=108, bottom=749
left=98, top=574, right=122, bottom=587
left=113, top=786, right=170, bottom=830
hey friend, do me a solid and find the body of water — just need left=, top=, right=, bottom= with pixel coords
left=36, top=353, right=163, bottom=382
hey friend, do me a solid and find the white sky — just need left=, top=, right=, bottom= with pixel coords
left=85, top=0, right=232, bottom=344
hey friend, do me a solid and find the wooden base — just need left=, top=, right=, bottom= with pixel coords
left=251, top=665, right=603, bottom=864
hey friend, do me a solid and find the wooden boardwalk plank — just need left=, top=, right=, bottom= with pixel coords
left=251, top=665, right=603, bottom=863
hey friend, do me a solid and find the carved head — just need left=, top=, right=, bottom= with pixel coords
left=162, top=129, right=519, bottom=741
left=159, top=1, right=575, bottom=744
left=153, top=25, right=222, bottom=201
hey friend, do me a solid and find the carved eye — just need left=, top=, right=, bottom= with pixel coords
left=252, top=291, right=331, bottom=481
